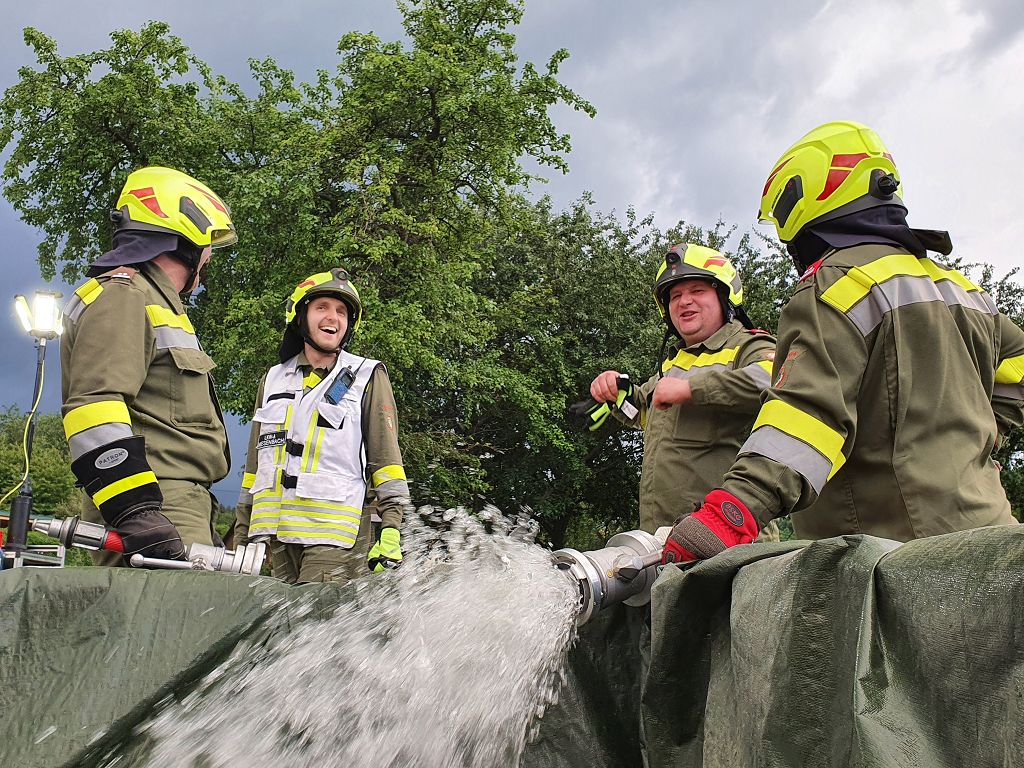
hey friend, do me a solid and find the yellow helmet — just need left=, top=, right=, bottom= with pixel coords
left=111, top=166, right=237, bottom=248
left=280, top=268, right=363, bottom=360
left=758, top=121, right=902, bottom=242
left=653, top=243, right=744, bottom=320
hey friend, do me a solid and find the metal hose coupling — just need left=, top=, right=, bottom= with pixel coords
left=552, top=527, right=669, bottom=625
left=129, top=541, right=267, bottom=575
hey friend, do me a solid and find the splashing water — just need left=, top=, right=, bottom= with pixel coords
left=113, top=506, right=580, bottom=767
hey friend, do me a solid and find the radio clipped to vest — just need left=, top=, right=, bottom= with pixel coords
left=324, top=366, right=356, bottom=405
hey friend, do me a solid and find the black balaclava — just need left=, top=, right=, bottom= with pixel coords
left=787, top=204, right=953, bottom=274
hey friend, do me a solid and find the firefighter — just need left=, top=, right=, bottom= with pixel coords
left=233, top=268, right=410, bottom=584
left=662, top=120, right=1024, bottom=564
left=61, top=166, right=236, bottom=565
left=585, top=244, right=779, bottom=538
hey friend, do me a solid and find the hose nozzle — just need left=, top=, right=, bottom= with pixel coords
left=552, top=527, right=669, bottom=625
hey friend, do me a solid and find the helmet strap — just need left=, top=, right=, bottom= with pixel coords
left=656, top=327, right=673, bottom=380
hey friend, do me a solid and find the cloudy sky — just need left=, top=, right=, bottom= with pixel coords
left=1, top=0, right=1021, bottom=502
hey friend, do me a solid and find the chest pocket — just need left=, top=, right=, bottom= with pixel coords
left=167, top=347, right=218, bottom=427
left=304, top=398, right=362, bottom=478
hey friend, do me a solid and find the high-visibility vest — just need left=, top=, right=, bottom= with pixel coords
left=248, top=350, right=379, bottom=548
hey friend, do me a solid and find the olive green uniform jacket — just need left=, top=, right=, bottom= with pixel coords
left=613, top=320, right=777, bottom=532
left=60, top=262, right=230, bottom=555
left=233, top=353, right=408, bottom=582
left=722, top=244, right=1024, bottom=541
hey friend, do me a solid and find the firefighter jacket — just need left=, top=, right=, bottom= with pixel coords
left=234, top=350, right=409, bottom=548
left=722, top=244, right=1024, bottom=541
left=60, top=262, right=229, bottom=522
left=612, top=320, right=777, bottom=531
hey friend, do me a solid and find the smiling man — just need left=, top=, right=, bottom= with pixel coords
left=588, top=243, right=778, bottom=536
left=233, top=267, right=411, bottom=584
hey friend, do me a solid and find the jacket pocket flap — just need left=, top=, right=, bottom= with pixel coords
left=168, top=346, right=216, bottom=375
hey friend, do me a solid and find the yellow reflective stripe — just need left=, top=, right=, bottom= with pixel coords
left=310, top=428, right=326, bottom=473
left=372, top=464, right=407, bottom=487
left=276, top=528, right=357, bottom=543
left=63, top=401, right=132, bottom=439
left=145, top=305, right=195, bottom=333
left=753, top=399, right=847, bottom=479
left=75, top=279, right=103, bottom=304
left=821, top=254, right=981, bottom=313
left=281, top=498, right=362, bottom=514
left=755, top=360, right=773, bottom=374
left=241, top=472, right=257, bottom=490
left=996, top=354, right=1024, bottom=385
left=92, top=471, right=158, bottom=506
left=304, top=370, right=323, bottom=389
left=662, top=346, right=739, bottom=373
left=303, top=414, right=318, bottom=473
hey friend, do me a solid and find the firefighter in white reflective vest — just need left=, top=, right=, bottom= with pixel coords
left=234, top=268, right=410, bottom=583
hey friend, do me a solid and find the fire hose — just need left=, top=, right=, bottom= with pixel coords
left=29, top=516, right=266, bottom=575
left=552, top=527, right=670, bottom=626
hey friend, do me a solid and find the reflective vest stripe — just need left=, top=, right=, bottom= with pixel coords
left=302, top=412, right=318, bottom=473
left=92, top=471, right=159, bottom=506
left=741, top=399, right=847, bottom=492
left=274, top=527, right=357, bottom=545
left=145, top=305, right=195, bottom=332
left=64, top=400, right=132, bottom=438
left=67, top=423, right=134, bottom=461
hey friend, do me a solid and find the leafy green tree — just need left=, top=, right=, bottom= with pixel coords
left=0, top=408, right=77, bottom=516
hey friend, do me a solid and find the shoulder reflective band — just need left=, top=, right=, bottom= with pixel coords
left=64, top=279, right=104, bottom=322
left=820, top=254, right=997, bottom=335
left=740, top=399, right=847, bottom=494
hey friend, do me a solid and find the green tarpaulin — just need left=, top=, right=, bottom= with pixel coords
left=2, top=525, right=1022, bottom=767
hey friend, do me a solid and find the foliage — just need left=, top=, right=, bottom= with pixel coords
left=0, top=408, right=77, bottom=517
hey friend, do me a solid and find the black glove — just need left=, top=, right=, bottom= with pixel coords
left=567, top=398, right=612, bottom=432
left=111, top=508, right=186, bottom=562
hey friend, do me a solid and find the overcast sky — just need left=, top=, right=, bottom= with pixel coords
left=2, top=0, right=1022, bottom=502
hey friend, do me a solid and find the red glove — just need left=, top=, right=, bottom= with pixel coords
left=662, top=490, right=760, bottom=564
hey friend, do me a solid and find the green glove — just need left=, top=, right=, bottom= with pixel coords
left=368, top=526, right=403, bottom=572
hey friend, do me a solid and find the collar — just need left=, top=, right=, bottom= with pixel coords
left=140, top=260, right=187, bottom=312
left=674, top=319, right=746, bottom=355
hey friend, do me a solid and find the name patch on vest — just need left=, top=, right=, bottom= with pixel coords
left=257, top=430, right=287, bottom=450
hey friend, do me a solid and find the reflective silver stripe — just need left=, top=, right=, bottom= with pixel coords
left=739, top=363, right=772, bottom=389
left=67, top=423, right=134, bottom=461
left=237, top=490, right=253, bottom=506
left=845, top=275, right=998, bottom=336
left=739, top=425, right=832, bottom=494
left=154, top=326, right=201, bottom=350
left=993, top=383, right=1024, bottom=400
left=375, top=478, right=411, bottom=503
left=664, top=363, right=731, bottom=380
left=64, top=296, right=86, bottom=323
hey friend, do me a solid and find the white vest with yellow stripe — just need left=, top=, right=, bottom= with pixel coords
left=248, top=350, right=378, bottom=548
